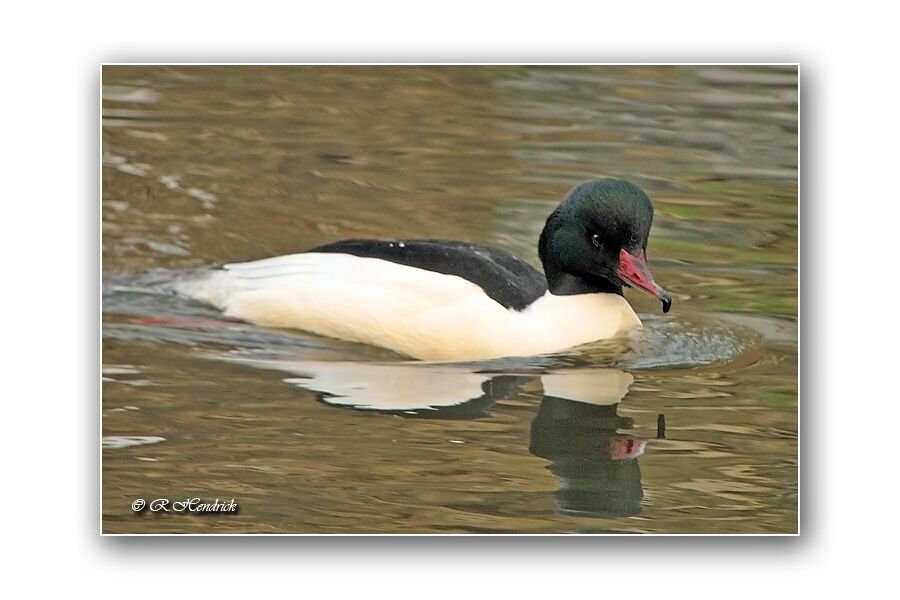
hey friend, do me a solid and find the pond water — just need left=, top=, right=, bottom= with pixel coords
left=101, top=65, right=797, bottom=534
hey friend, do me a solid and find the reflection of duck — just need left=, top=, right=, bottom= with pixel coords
left=222, top=356, right=646, bottom=518
left=531, top=370, right=644, bottom=518
left=176, top=179, right=671, bottom=361
left=220, top=357, right=528, bottom=419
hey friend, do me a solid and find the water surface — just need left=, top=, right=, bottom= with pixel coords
left=102, top=65, right=797, bottom=533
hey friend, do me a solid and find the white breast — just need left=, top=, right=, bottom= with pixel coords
left=175, top=253, right=641, bottom=361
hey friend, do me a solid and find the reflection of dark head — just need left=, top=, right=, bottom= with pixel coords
left=530, top=396, right=644, bottom=518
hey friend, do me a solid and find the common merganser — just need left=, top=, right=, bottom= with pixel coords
left=175, top=178, right=672, bottom=361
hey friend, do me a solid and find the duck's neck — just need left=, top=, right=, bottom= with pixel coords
left=546, top=272, right=623, bottom=296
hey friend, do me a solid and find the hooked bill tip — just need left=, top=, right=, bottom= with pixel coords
left=661, top=295, right=672, bottom=313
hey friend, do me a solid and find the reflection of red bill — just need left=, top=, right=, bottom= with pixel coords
left=608, top=437, right=647, bottom=460
left=617, top=248, right=672, bottom=313
left=132, top=315, right=243, bottom=328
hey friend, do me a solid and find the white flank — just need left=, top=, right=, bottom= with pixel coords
left=174, top=253, right=642, bottom=361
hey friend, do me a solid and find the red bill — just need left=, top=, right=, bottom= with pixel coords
left=617, top=248, right=672, bottom=313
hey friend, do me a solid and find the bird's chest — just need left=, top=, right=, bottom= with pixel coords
left=412, top=291, right=641, bottom=361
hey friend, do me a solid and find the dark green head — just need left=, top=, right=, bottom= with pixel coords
left=538, top=178, right=671, bottom=312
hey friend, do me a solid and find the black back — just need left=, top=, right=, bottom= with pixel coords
left=308, top=239, right=548, bottom=311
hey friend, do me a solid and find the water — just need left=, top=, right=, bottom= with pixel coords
left=101, top=65, right=797, bottom=533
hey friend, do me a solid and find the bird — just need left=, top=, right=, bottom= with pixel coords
left=174, top=178, right=671, bottom=361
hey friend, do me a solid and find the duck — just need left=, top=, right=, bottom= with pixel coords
left=174, top=178, right=671, bottom=361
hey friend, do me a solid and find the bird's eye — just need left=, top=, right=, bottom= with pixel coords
left=591, top=234, right=601, bottom=248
